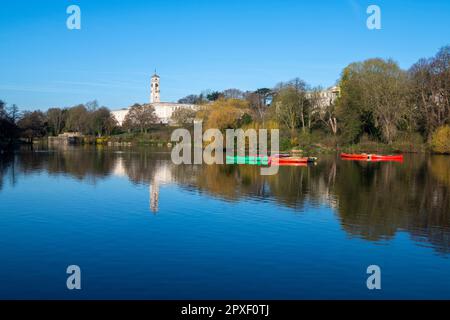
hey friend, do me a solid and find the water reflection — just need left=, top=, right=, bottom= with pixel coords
left=1, top=146, right=449, bottom=254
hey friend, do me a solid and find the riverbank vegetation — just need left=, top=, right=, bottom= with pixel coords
left=1, top=45, right=448, bottom=153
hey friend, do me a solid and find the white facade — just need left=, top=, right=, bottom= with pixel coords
left=307, top=86, right=341, bottom=108
left=150, top=73, right=160, bottom=103
left=111, top=73, right=198, bottom=126
left=111, top=109, right=129, bottom=126
left=149, top=102, right=197, bottom=124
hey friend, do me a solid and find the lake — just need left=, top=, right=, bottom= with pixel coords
left=0, top=146, right=449, bottom=299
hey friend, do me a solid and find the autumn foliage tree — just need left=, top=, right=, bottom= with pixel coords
left=431, top=125, right=450, bottom=154
left=197, top=98, right=249, bottom=130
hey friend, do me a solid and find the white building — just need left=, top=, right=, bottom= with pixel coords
left=306, top=86, right=341, bottom=108
left=112, top=73, right=198, bottom=125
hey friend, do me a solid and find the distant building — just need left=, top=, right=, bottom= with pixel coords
left=307, top=86, right=341, bottom=108
left=112, top=73, right=198, bottom=125
left=48, top=132, right=83, bottom=145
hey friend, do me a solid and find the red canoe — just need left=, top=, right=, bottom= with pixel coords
left=340, top=153, right=404, bottom=162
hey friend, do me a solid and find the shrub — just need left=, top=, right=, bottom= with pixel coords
left=431, top=126, right=450, bottom=154
left=280, top=137, right=293, bottom=151
left=391, top=132, right=425, bottom=153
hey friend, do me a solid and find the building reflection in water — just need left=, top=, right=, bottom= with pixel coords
left=150, top=180, right=159, bottom=213
left=149, top=161, right=174, bottom=213
left=1, top=147, right=449, bottom=254
left=112, top=154, right=175, bottom=214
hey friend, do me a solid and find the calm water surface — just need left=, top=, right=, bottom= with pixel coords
left=0, top=146, right=449, bottom=299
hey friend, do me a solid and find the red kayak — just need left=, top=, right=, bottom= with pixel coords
left=341, top=153, right=403, bottom=162
left=270, top=157, right=317, bottom=164
left=272, top=162, right=308, bottom=167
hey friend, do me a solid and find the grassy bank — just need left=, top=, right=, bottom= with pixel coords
left=102, top=129, right=430, bottom=155
left=277, top=130, right=427, bottom=155
left=19, top=126, right=435, bottom=156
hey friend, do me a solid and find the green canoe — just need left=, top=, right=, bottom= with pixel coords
left=226, top=155, right=270, bottom=165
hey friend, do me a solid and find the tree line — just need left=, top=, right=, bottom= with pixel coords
left=0, top=100, right=117, bottom=144
left=1, top=45, right=449, bottom=151
left=173, top=45, right=449, bottom=152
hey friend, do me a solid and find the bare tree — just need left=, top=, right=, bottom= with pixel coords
left=47, top=108, right=65, bottom=136
left=17, top=111, right=47, bottom=142
left=171, top=108, right=196, bottom=126
left=123, top=104, right=158, bottom=133
left=178, top=94, right=202, bottom=104
left=91, top=107, right=117, bottom=136
left=272, top=87, right=302, bottom=138
left=246, top=88, right=272, bottom=125
left=65, top=104, right=89, bottom=133
left=308, top=86, right=338, bottom=136
left=409, top=46, right=450, bottom=138
left=223, top=88, right=244, bottom=99
left=278, top=78, right=309, bottom=133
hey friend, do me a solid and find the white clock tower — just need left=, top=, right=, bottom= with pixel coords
left=150, top=72, right=160, bottom=103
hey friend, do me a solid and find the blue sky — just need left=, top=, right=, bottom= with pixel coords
left=0, top=0, right=449, bottom=110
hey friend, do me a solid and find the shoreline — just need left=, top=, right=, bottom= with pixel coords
left=3, top=136, right=446, bottom=156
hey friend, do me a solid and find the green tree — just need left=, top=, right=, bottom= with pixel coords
left=207, top=91, right=223, bottom=101
left=337, top=59, right=409, bottom=144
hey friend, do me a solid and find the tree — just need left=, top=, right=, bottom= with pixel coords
left=289, top=78, right=310, bottom=133
left=17, top=111, right=47, bottom=142
left=47, top=108, right=65, bottom=136
left=0, top=100, right=19, bottom=142
left=178, top=94, right=202, bottom=104
left=409, top=46, right=450, bottom=138
left=199, top=98, right=249, bottom=130
left=123, top=104, right=157, bottom=133
left=171, top=108, right=196, bottom=126
left=337, top=59, right=409, bottom=144
left=6, top=104, right=20, bottom=124
left=272, top=87, right=302, bottom=138
left=65, top=104, right=89, bottom=133
left=90, top=107, right=117, bottom=136
left=272, top=79, right=310, bottom=138
left=246, top=88, right=272, bottom=125
left=85, top=100, right=99, bottom=112
left=223, top=88, right=244, bottom=100
left=207, top=91, right=223, bottom=101
left=309, top=86, right=338, bottom=136
left=430, top=125, right=450, bottom=154
left=0, top=100, right=5, bottom=117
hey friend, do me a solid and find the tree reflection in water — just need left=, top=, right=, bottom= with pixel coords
left=0, top=146, right=449, bottom=254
